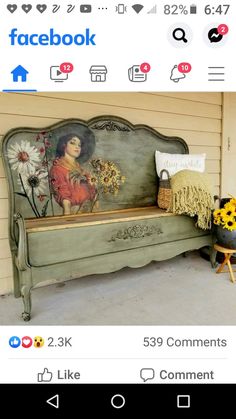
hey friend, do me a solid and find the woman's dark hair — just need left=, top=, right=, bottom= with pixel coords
left=56, top=133, right=79, bottom=158
left=55, top=128, right=95, bottom=163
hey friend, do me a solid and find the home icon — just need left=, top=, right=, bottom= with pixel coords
left=89, top=65, right=107, bottom=82
left=11, top=65, right=29, bottom=82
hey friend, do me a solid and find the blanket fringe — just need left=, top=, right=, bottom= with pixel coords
left=169, top=185, right=212, bottom=230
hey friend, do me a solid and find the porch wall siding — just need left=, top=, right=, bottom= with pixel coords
left=0, top=92, right=222, bottom=295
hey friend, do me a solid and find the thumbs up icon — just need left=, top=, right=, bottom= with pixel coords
left=37, top=368, right=53, bottom=382
left=9, top=336, right=21, bottom=348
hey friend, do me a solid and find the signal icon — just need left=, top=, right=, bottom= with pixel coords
left=147, top=5, right=157, bottom=14
left=132, top=4, right=144, bottom=14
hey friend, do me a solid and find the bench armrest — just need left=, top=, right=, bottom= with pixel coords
left=14, top=213, right=29, bottom=271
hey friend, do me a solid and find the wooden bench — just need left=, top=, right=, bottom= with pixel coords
left=2, top=116, right=212, bottom=320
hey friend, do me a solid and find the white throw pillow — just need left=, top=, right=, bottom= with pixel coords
left=155, top=151, right=206, bottom=177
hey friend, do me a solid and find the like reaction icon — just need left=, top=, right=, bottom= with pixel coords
left=37, top=368, right=53, bottom=382
left=9, top=336, right=21, bottom=348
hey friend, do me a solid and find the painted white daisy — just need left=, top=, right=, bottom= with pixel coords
left=8, top=140, right=41, bottom=175
left=19, top=169, right=48, bottom=197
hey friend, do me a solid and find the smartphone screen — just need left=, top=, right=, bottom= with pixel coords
left=0, top=0, right=235, bottom=414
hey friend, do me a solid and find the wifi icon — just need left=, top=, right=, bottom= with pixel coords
left=132, top=4, right=144, bottom=14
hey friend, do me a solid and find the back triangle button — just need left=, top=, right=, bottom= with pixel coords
left=46, top=394, right=59, bottom=409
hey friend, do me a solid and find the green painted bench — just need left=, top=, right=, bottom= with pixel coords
left=2, top=116, right=212, bottom=321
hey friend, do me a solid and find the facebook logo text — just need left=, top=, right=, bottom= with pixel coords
left=9, top=28, right=96, bottom=46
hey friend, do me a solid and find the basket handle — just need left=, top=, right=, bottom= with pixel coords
left=159, top=169, right=170, bottom=180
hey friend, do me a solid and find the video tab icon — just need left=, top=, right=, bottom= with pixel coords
left=80, top=4, right=92, bottom=13
left=50, top=66, right=68, bottom=82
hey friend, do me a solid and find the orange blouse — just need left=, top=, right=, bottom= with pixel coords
left=50, top=157, right=96, bottom=207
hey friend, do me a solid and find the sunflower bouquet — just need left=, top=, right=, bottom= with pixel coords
left=89, top=158, right=125, bottom=196
left=87, top=158, right=125, bottom=211
left=213, top=198, right=236, bottom=231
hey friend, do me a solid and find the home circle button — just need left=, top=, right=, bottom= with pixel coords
left=111, top=394, right=125, bottom=409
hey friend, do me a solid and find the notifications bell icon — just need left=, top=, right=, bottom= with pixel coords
left=170, top=65, right=186, bottom=82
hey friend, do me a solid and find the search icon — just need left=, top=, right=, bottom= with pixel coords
left=173, top=28, right=188, bottom=43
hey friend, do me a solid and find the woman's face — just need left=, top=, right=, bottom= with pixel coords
left=65, top=136, right=81, bottom=158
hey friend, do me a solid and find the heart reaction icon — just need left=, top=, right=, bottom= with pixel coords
left=22, top=336, right=33, bottom=348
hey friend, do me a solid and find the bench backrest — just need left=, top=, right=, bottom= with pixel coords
left=2, top=116, right=188, bottom=235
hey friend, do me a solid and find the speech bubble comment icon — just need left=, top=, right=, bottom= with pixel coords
left=140, top=368, right=155, bottom=382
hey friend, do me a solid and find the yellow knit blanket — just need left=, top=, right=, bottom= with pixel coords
left=167, top=169, right=214, bottom=230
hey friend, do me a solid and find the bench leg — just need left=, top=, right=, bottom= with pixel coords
left=20, top=268, right=33, bottom=321
left=21, top=284, right=32, bottom=321
left=210, top=246, right=217, bottom=269
left=12, top=259, right=21, bottom=298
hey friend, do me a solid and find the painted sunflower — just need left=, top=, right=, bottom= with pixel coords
left=88, top=175, right=98, bottom=187
left=100, top=172, right=113, bottom=187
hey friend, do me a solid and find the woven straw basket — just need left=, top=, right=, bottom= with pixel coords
left=157, top=169, right=172, bottom=210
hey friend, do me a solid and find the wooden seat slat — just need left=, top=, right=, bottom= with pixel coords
left=26, top=207, right=173, bottom=232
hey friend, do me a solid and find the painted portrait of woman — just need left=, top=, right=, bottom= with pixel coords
left=49, top=130, right=96, bottom=215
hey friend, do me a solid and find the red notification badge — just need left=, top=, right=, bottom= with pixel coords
left=178, top=62, right=192, bottom=73
left=140, top=62, right=151, bottom=73
left=217, top=24, right=229, bottom=35
left=59, top=62, right=74, bottom=73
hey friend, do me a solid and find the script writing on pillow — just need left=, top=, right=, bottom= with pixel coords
left=155, top=151, right=206, bottom=177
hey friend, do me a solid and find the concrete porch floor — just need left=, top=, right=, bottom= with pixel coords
left=1, top=251, right=236, bottom=325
